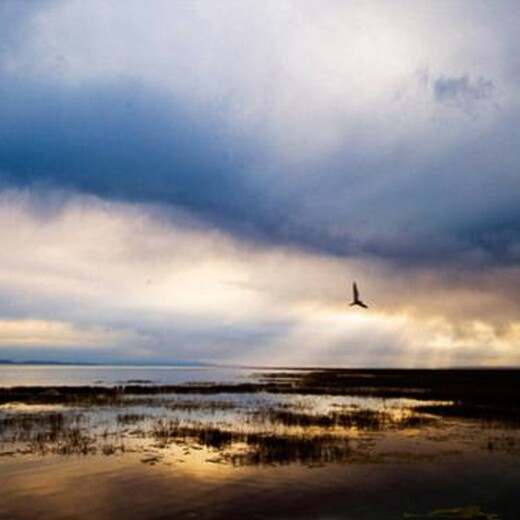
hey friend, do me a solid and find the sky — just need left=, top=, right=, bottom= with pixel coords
left=0, top=0, right=519, bottom=367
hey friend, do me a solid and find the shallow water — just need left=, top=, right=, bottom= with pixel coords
left=1, top=367, right=519, bottom=519
left=0, top=364, right=265, bottom=387
left=1, top=450, right=519, bottom=519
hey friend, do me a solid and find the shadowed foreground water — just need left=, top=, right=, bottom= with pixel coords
left=1, top=367, right=519, bottom=519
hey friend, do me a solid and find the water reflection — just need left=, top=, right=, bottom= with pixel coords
left=1, top=388, right=518, bottom=467
left=1, top=369, right=519, bottom=519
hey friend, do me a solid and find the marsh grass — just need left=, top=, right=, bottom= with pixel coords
left=403, top=505, right=500, bottom=519
left=116, top=413, right=148, bottom=425
left=1, top=369, right=519, bottom=465
left=416, top=404, right=520, bottom=426
left=162, top=399, right=239, bottom=411
left=149, top=418, right=352, bottom=465
left=152, top=419, right=236, bottom=449
left=48, top=427, right=96, bottom=455
left=2, top=368, right=519, bottom=428
left=0, top=387, right=125, bottom=406
left=0, top=411, right=99, bottom=455
left=231, top=433, right=352, bottom=466
left=249, top=408, right=437, bottom=431
left=0, top=411, right=68, bottom=434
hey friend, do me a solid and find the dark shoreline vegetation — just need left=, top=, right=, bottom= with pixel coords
left=1, top=369, right=519, bottom=422
left=1, top=369, right=519, bottom=466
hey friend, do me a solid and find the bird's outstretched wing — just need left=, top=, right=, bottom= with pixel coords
left=353, top=282, right=359, bottom=301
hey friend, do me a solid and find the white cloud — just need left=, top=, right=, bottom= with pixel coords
left=0, top=319, right=123, bottom=348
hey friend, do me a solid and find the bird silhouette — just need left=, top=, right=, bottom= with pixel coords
left=350, top=282, right=368, bottom=308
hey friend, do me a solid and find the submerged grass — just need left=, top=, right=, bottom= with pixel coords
left=116, top=413, right=148, bottom=425
left=0, top=411, right=68, bottom=433
left=0, top=411, right=97, bottom=455
left=162, top=400, right=239, bottom=411
left=1, top=369, right=519, bottom=427
left=403, top=505, right=500, bottom=519
left=149, top=418, right=352, bottom=465
left=415, top=404, right=520, bottom=426
left=232, top=433, right=351, bottom=466
left=249, top=408, right=437, bottom=431
left=1, top=369, right=519, bottom=465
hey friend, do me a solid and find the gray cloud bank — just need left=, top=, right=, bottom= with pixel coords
left=433, top=75, right=494, bottom=110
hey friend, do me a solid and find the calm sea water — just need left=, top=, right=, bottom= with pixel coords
left=0, top=365, right=275, bottom=387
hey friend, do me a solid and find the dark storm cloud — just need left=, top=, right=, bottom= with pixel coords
left=0, top=78, right=355, bottom=256
left=433, top=75, right=494, bottom=111
left=1, top=1, right=520, bottom=271
left=0, top=79, right=308, bottom=260
left=0, top=80, right=255, bottom=220
left=267, top=104, right=520, bottom=267
left=2, top=74, right=520, bottom=268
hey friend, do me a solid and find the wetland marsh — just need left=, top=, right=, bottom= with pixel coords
left=1, top=367, right=519, bottom=519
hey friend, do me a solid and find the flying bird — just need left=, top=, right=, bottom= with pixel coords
left=350, top=282, right=368, bottom=309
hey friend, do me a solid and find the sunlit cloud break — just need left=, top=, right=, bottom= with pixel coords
left=0, top=190, right=518, bottom=366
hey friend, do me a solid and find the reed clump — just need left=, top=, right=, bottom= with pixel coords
left=149, top=419, right=352, bottom=465
left=249, top=408, right=436, bottom=431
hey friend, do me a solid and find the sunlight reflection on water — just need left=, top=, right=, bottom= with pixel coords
left=1, top=368, right=519, bottom=519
